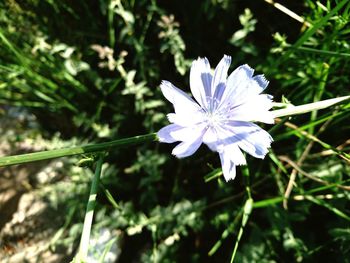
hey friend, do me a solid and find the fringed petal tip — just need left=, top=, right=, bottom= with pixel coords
left=193, top=56, right=210, bottom=64
left=219, top=151, right=236, bottom=182
left=253, top=74, right=269, bottom=90
left=160, top=80, right=171, bottom=89
left=226, top=174, right=242, bottom=182
left=252, top=137, right=273, bottom=160
left=222, top=164, right=236, bottom=182
left=223, top=54, right=232, bottom=63
left=222, top=159, right=251, bottom=182
left=240, top=64, right=254, bottom=77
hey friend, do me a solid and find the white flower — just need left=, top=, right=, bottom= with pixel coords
left=157, top=55, right=274, bottom=181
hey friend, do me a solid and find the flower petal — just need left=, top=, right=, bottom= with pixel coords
left=204, top=126, right=247, bottom=168
left=223, top=121, right=273, bottom=159
left=228, top=94, right=275, bottom=124
left=157, top=124, right=182, bottom=143
left=203, top=126, right=220, bottom=151
left=219, top=64, right=253, bottom=107
left=218, top=64, right=270, bottom=110
left=219, top=151, right=236, bottom=181
left=172, top=131, right=204, bottom=158
left=167, top=111, right=205, bottom=127
left=212, top=55, right=231, bottom=102
left=158, top=123, right=207, bottom=143
left=170, top=123, right=207, bottom=142
left=190, top=57, right=212, bottom=108
left=160, top=80, right=201, bottom=115
left=225, top=143, right=247, bottom=166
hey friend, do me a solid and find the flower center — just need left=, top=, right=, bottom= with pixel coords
left=203, top=109, right=228, bottom=129
left=203, top=96, right=230, bottom=128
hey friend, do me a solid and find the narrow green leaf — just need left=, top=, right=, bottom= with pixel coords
left=282, top=0, right=349, bottom=59
left=292, top=46, right=350, bottom=58
left=76, top=156, right=104, bottom=262
left=208, top=210, right=243, bottom=256
left=230, top=198, right=254, bottom=263
left=98, top=237, right=118, bottom=263
left=306, top=195, right=350, bottom=222
left=101, top=184, right=120, bottom=209
left=204, top=168, right=222, bottom=182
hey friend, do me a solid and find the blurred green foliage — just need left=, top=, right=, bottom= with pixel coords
left=1, top=0, right=350, bottom=262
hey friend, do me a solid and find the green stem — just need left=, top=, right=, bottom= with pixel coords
left=0, top=133, right=157, bottom=167
left=77, top=155, right=104, bottom=262
left=309, top=62, right=329, bottom=135
left=108, top=0, right=115, bottom=48
left=230, top=198, right=253, bottom=263
left=230, top=166, right=254, bottom=262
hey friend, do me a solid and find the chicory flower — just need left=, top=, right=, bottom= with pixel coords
left=157, top=55, right=274, bottom=181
